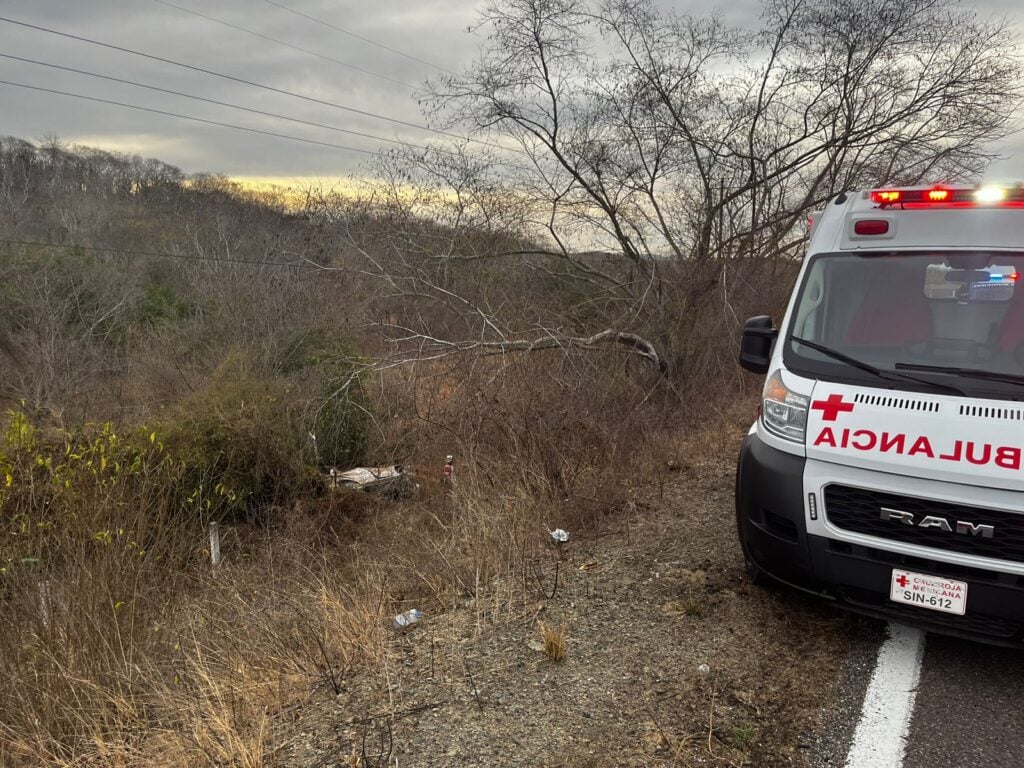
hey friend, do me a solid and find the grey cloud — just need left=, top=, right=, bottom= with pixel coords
left=1, top=0, right=478, bottom=177
left=1, top=0, right=1022, bottom=180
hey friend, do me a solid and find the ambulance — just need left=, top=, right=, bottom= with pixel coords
left=736, top=184, right=1024, bottom=644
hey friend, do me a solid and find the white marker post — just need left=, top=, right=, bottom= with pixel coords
left=38, top=580, right=52, bottom=631
left=209, top=521, right=221, bottom=569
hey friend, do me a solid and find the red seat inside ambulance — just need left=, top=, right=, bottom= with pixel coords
left=999, top=282, right=1024, bottom=353
left=845, top=269, right=933, bottom=346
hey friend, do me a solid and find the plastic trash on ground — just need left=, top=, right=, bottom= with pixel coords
left=549, top=528, right=570, bottom=544
left=392, top=608, right=423, bottom=630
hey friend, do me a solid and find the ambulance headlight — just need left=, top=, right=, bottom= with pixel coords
left=762, top=371, right=809, bottom=443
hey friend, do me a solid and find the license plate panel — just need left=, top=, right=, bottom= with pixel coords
left=890, top=568, right=967, bottom=615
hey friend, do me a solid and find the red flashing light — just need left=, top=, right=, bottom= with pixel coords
left=1011, top=273, right=1021, bottom=283
left=870, top=185, right=1024, bottom=208
left=871, top=190, right=901, bottom=204
left=854, top=219, right=890, bottom=236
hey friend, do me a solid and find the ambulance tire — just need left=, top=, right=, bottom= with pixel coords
left=735, top=505, right=768, bottom=587
left=735, top=446, right=768, bottom=587
left=740, top=534, right=768, bottom=586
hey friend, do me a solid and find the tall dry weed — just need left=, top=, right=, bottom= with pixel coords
left=0, top=347, right=744, bottom=766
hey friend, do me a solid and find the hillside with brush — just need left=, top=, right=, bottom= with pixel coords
left=0, top=134, right=845, bottom=767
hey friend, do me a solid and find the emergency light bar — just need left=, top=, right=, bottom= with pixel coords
left=870, top=186, right=1024, bottom=207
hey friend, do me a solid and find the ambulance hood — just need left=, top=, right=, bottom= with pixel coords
left=805, top=382, right=1024, bottom=493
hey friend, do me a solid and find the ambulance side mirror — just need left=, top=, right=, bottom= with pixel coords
left=739, top=315, right=776, bottom=374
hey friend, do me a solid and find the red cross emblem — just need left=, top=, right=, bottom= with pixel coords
left=895, top=574, right=909, bottom=588
left=811, top=394, right=855, bottom=422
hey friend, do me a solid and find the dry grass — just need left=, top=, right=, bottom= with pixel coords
left=0, top=462, right=595, bottom=766
left=0, top=514, right=394, bottom=768
left=538, top=621, right=569, bottom=662
left=0, top=352, right=743, bottom=767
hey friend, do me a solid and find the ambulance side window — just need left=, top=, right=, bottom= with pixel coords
left=793, top=263, right=826, bottom=338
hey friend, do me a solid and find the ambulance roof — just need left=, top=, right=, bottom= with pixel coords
left=809, top=185, right=1024, bottom=256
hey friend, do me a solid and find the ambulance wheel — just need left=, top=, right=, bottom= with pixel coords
left=735, top=448, right=768, bottom=587
left=741, top=540, right=768, bottom=586
left=736, top=513, right=768, bottom=587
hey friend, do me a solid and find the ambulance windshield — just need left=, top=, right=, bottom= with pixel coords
left=785, top=252, right=1024, bottom=395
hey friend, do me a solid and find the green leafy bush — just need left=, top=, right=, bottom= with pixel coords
left=280, top=329, right=370, bottom=469
left=138, top=283, right=194, bottom=325
left=158, top=363, right=316, bottom=521
left=2, top=332, right=374, bottom=555
left=0, top=408, right=183, bottom=574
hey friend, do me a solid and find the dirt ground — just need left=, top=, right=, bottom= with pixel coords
left=271, top=434, right=873, bottom=768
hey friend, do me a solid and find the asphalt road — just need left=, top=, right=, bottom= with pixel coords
left=810, top=622, right=1024, bottom=768
left=903, top=633, right=1024, bottom=768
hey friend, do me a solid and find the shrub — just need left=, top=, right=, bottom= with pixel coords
left=2, top=336, right=373, bottom=540
left=158, top=361, right=316, bottom=522
left=0, top=408, right=187, bottom=576
left=137, top=284, right=194, bottom=326
left=280, top=328, right=370, bottom=470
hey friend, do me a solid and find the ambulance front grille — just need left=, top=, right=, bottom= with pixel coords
left=824, top=485, right=1024, bottom=564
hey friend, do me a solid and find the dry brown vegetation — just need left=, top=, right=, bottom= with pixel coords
left=0, top=350, right=702, bottom=767
left=1, top=0, right=1021, bottom=763
left=0, top=188, right=729, bottom=762
left=538, top=620, right=570, bottom=662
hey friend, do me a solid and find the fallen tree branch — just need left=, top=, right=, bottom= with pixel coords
left=385, top=326, right=669, bottom=375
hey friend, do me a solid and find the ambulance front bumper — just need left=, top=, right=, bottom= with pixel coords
left=737, top=432, right=1024, bottom=646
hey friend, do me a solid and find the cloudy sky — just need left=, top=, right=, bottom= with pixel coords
left=1, top=0, right=1023, bottom=185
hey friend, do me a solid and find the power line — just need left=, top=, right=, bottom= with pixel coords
left=1, top=53, right=431, bottom=153
left=149, top=0, right=415, bottom=90
left=0, top=62, right=529, bottom=171
left=0, top=15, right=491, bottom=149
left=0, top=79, right=394, bottom=158
left=0, top=238, right=321, bottom=269
left=260, top=0, right=456, bottom=76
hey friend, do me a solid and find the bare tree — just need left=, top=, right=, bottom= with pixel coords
left=344, top=0, right=1022, bottom=381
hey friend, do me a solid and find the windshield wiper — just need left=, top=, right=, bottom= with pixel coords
left=894, top=362, right=1024, bottom=388
left=790, top=336, right=967, bottom=395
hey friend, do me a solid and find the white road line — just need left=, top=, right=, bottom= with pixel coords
left=844, top=622, right=926, bottom=768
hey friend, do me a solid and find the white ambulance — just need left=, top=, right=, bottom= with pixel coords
left=736, top=184, right=1024, bottom=644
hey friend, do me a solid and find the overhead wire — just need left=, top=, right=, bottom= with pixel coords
left=260, top=0, right=457, bottom=76
left=148, top=0, right=415, bottom=90
left=0, top=79, right=396, bottom=158
left=1, top=53, right=430, bottom=152
left=0, top=58, right=531, bottom=171
left=0, top=15, right=510, bottom=153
